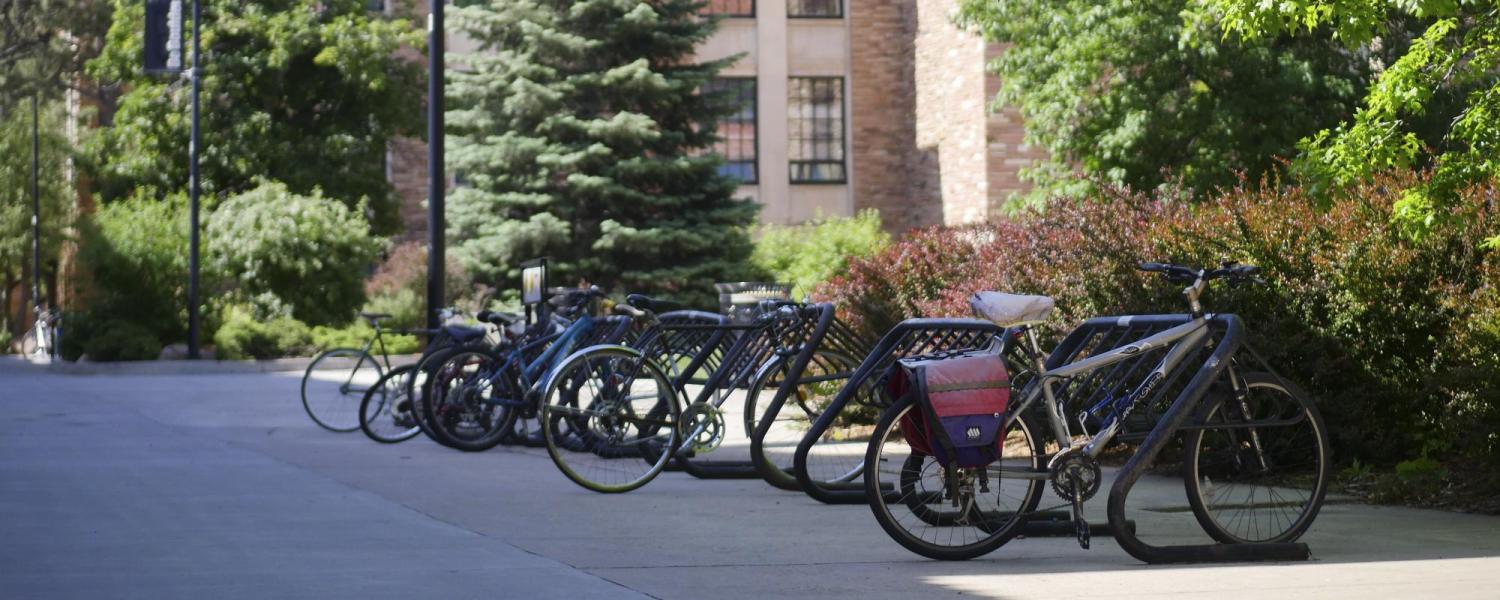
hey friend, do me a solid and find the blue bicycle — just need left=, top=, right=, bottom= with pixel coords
left=420, top=288, right=632, bottom=452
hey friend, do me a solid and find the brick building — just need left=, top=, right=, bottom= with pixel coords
left=387, top=0, right=1044, bottom=237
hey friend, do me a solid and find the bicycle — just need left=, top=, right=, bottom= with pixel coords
left=419, top=288, right=629, bottom=452
left=302, top=309, right=484, bottom=432
left=537, top=296, right=842, bottom=493
left=20, top=305, right=60, bottom=360
left=358, top=310, right=521, bottom=443
left=863, top=262, right=1330, bottom=560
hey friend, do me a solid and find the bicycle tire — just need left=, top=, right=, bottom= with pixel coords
left=360, top=364, right=424, bottom=443
left=865, top=395, right=1045, bottom=561
left=420, top=347, right=519, bottom=452
left=744, top=350, right=860, bottom=490
left=408, top=345, right=473, bottom=449
left=302, top=348, right=384, bottom=432
left=1182, top=371, right=1330, bottom=544
left=540, top=346, right=682, bottom=493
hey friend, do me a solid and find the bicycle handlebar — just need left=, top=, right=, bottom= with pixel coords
left=1138, top=261, right=1264, bottom=285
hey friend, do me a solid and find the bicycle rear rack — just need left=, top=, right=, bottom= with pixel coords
left=793, top=318, right=1007, bottom=504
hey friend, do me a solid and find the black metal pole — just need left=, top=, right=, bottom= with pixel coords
left=30, top=94, right=40, bottom=311
left=187, top=0, right=202, bottom=359
left=425, top=0, right=445, bottom=336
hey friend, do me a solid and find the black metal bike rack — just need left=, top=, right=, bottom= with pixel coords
left=670, top=305, right=845, bottom=479
left=792, top=318, right=1006, bottom=504
left=1096, top=313, right=1311, bottom=563
left=746, top=303, right=851, bottom=489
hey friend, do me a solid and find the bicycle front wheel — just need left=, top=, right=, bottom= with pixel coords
left=360, top=365, right=424, bottom=443
left=865, top=396, right=1045, bottom=561
left=1183, top=371, right=1330, bottom=544
left=541, top=347, right=682, bottom=493
left=302, top=348, right=383, bottom=432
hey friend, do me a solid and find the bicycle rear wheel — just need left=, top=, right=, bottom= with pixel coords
left=865, top=396, right=1044, bottom=561
left=1183, top=371, right=1330, bottom=544
left=541, top=347, right=681, bottom=493
left=302, top=348, right=383, bottom=432
left=422, top=348, right=519, bottom=452
left=360, top=365, right=424, bottom=443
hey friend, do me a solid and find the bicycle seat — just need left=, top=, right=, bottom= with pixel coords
left=969, top=292, right=1054, bottom=327
left=625, top=294, right=684, bottom=314
left=443, top=324, right=487, bottom=343
left=476, top=310, right=522, bottom=326
left=360, top=312, right=393, bottom=324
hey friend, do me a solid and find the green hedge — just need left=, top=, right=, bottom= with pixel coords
left=751, top=210, right=891, bottom=299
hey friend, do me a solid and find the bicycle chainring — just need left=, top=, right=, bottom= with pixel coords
left=1049, top=452, right=1102, bottom=503
left=680, top=404, right=726, bottom=454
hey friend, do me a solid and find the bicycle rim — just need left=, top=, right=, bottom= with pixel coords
left=1184, top=373, right=1330, bottom=544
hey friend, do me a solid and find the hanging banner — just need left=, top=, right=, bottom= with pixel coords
left=144, top=0, right=184, bottom=74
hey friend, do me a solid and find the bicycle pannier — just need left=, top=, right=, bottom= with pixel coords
left=885, top=350, right=1011, bottom=469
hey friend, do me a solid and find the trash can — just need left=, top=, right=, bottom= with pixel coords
left=715, top=282, right=793, bottom=324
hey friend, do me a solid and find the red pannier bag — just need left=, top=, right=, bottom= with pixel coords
left=885, top=350, right=1012, bottom=468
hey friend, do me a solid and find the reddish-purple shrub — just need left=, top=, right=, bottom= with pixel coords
left=817, top=173, right=1500, bottom=466
left=366, top=241, right=475, bottom=302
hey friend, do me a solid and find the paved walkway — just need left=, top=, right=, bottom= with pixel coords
left=3, top=359, right=1499, bottom=599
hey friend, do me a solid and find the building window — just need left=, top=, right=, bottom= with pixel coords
left=704, top=78, right=758, bottom=183
left=788, top=0, right=841, bottom=18
left=788, top=77, right=845, bottom=183
left=703, top=0, right=755, bottom=17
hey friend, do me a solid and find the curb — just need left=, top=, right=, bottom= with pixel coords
left=39, top=354, right=423, bottom=376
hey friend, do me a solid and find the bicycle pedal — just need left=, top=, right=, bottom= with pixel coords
left=1075, top=519, right=1091, bottom=550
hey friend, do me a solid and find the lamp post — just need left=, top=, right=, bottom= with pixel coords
left=426, top=0, right=445, bottom=336
left=186, top=0, right=202, bottom=359
left=30, top=94, right=40, bottom=317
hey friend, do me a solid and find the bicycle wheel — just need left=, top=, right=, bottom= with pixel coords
left=865, top=395, right=1045, bottom=561
left=302, top=348, right=384, bottom=432
left=360, top=365, right=424, bottom=443
left=1183, top=371, right=1330, bottom=544
left=744, top=350, right=859, bottom=489
left=541, top=347, right=682, bottom=493
left=408, top=345, right=466, bottom=448
left=422, top=348, right=519, bottom=452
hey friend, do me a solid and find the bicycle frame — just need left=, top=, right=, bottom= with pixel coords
left=999, top=315, right=1213, bottom=479
left=476, top=314, right=596, bottom=406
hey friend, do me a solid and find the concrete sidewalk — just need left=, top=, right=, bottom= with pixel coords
left=3, top=364, right=1498, bottom=599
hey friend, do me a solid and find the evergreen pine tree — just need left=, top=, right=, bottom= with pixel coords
left=447, top=0, right=758, bottom=308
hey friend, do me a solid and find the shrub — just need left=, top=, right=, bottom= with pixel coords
left=365, top=241, right=475, bottom=329
left=73, top=192, right=192, bottom=348
left=57, top=312, right=160, bottom=362
left=817, top=172, right=1500, bottom=469
left=212, top=307, right=313, bottom=360
left=207, top=180, right=384, bottom=326
left=751, top=210, right=891, bottom=299
left=310, top=321, right=420, bottom=355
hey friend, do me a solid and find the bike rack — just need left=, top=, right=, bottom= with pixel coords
left=654, top=306, right=841, bottom=480
left=1098, top=313, right=1311, bottom=563
left=792, top=318, right=1007, bottom=504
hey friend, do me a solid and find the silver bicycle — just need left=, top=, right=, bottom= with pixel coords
left=865, top=262, right=1330, bottom=560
